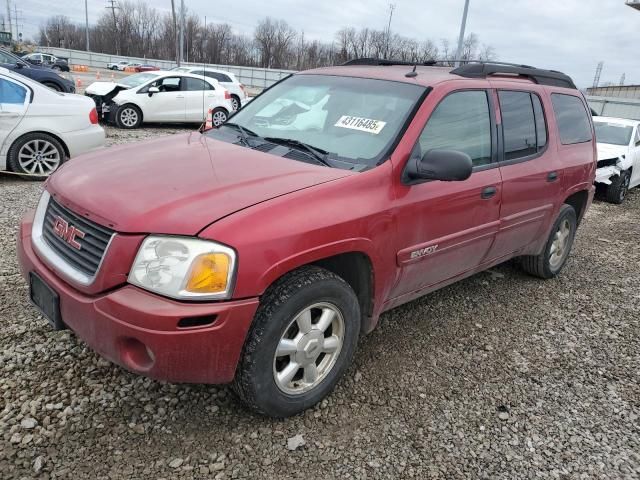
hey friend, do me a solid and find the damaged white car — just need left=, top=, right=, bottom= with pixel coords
left=84, top=71, right=235, bottom=129
left=593, top=117, right=640, bottom=204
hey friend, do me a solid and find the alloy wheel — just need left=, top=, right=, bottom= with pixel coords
left=549, top=219, right=571, bottom=269
left=17, top=139, right=61, bottom=176
left=120, top=108, right=139, bottom=127
left=212, top=110, right=227, bottom=127
left=231, top=97, right=240, bottom=111
left=273, top=302, right=345, bottom=395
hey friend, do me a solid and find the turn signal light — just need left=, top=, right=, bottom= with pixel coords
left=185, top=253, right=231, bottom=294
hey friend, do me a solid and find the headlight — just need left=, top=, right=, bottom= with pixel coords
left=128, top=236, right=236, bottom=300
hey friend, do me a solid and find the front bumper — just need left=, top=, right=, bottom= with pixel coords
left=595, top=166, right=621, bottom=185
left=18, top=213, right=259, bottom=384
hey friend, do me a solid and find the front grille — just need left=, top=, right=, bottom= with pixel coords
left=42, top=199, right=114, bottom=277
left=597, top=158, right=619, bottom=169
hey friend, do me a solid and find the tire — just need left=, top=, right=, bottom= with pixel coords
left=233, top=266, right=361, bottom=418
left=7, top=133, right=66, bottom=180
left=519, top=204, right=577, bottom=279
left=230, top=95, right=240, bottom=111
left=42, top=81, right=62, bottom=92
left=115, top=104, right=143, bottom=129
left=605, top=170, right=631, bottom=204
left=210, top=107, right=228, bottom=127
left=52, top=65, right=61, bottom=71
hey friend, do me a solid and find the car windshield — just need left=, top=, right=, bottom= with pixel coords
left=0, top=49, right=28, bottom=67
left=172, top=67, right=190, bottom=72
left=211, top=74, right=426, bottom=166
left=594, top=121, right=633, bottom=146
left=119, top=72, right=161, bottom=88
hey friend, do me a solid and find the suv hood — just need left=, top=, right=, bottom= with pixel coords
left=596, top=142, right=628, bottom=161
left=47, top=133, right=354, bottom=235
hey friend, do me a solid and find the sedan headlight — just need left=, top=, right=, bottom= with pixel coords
left=128, top=236, right=236, bottom=300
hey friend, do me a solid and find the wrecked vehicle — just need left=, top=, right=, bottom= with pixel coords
left=593, top=117, right=640, bottom=204
left=84, top=71, right=234, bottom=128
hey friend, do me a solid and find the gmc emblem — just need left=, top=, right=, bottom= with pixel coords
left=53, top=216, right=85, bottom=250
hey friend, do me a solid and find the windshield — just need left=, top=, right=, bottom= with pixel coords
left=119, top=72, right=161, bottom=88
left=216, top=74, right=425, bottom=166
left=594, top=121, right=633, bottom=146
left=172, top=67, right=190, bottom=72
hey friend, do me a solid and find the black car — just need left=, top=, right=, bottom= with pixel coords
left=0, top=49, right=75, bottom=92
left=22, top=52, right=70, bottom=72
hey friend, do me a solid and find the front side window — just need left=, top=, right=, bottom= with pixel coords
left=144, top=76, right=181, bottom=93
left=0, top=77, right=27, bottom=104
left=416, top=90, right=492, bottom=167
left=214, top=74, right=426, bottom=167
left=551, top=94, right=593, bottom=145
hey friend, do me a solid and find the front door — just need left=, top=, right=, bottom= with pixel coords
left=0, top=76, right=29, bottom=163
left=390, top=89, right=502, bottom=299
left=141, top=76, right=186, bottom=122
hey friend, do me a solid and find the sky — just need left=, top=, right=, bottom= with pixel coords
left=10, top=0, right=640, bottom=88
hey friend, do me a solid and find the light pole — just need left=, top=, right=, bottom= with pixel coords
left=84, top=0, right=90, bottom=51
left=454, top=0, right=470, bottom=66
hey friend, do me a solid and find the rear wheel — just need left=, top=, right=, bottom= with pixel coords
left=7, top=133, right=66, bottom=179
left=233, top=266, right=360, bottom=417
left=230, top=95, right=241, bottom=111
left=519, top=204, right=577, bottom=279
left=115, top=104, right=142, bottom=129
left=210, top=107, right=228, bottom=127
left=605, top=170, right=631, bottom=204
left=52, top=65, right=61, bottom=71
left=42, top=81, right=62, bottom=92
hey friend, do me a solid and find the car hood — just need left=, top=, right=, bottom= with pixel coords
left=46, top=133, right=354, bottom=235
left=596, top=143, right=628, bottom=161
left=85, top=81, right=130, bottom=96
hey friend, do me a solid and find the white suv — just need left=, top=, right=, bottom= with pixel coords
left=172, top=67, right=249, bottom=110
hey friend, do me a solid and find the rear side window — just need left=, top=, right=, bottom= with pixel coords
left=417, top=90, right=492, bottom=167
left=498, top=91, right=545, bottom=160
left=532, top=95, right=547, bottom=149
left=0, top=78, right=27, bottom=104
left=551, top=94, right=592, bottom=145
left=204, top=72, right=232, bottom=83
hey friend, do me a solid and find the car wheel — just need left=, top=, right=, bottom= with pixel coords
left=115, top=104, right=142, bottom=129
left=42, top=81, right=62, bottom=92
left=519, top=204, right=577, bottom=279
left=52, top=65, right=61, bottom=71
left=605, top=170, right=631, bottom=204
left=211, top=107, right=228, bottom=127
left=230, top=95, right=240, bottom=111
left=233, top=266, right=361, bottom=418
left=7, top=133, right=66, bottom=179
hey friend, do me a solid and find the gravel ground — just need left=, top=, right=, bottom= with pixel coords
left=1, top=128, right=639, bottom=479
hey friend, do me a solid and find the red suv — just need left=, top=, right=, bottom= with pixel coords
left=18, top=60, right=596, bottom=417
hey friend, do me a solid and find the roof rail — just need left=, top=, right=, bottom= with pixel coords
left=342, top=58, right=438, bottom=67
left=450, top=62, right=577, bottom=89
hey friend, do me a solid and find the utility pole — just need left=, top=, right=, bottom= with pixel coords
left=179, top=0, right=185, bottom=65
left=6, top=0, right=12, bottom=38
left=593, top=61, right=603, bottom=88
left=385, top=4, right=395, bottom=59
left=171, top=0, right=179, bottom=66
left=455, top=0, right=471, bottom=66
left=106, top=0, right=119, bottom=55
left=84, top=0, right=90, bottom=51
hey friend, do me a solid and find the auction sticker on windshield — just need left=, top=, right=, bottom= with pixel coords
left=335, top=116, right=386, bottom=134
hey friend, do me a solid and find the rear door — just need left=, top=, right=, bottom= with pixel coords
left=182, top=77, right=217, bottom=122
left=487, top=86, right=563, bottom=259
left=0, top=76, right=29, bottom=157
left=390, top=88, right=502, bottom=298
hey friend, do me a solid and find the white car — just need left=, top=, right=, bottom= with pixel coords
left=172, top=66, right=249, bottom=111
left=107, top=61, right=130, bottom=71
left=84, top=71, right=235, bottom=129
left=593, top=116, right=640, bottom=204
left=0, top=68, right=105, bottom=178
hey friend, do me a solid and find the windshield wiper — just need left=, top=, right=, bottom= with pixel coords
left=263, top=137, right=333, bottom=168
left=223, top=122, right=258, bottom=146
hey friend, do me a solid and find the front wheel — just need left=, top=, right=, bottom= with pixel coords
left=605, top=170, right=631, bottom=204
left=233, top=266, right=361, bottom=418
left=115, top=104, right=142, bottom=129
left=42, top=81, right=62, bottom=92
left=519, top=204, right=577, bottom=279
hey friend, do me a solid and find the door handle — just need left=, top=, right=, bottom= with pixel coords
left=481, top=186, right=497, bottom=199
left=547, top=171, right=558, bottom=182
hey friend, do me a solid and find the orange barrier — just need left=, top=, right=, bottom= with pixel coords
left=72, top=65, right=89, bottom=72
left=76, top=78, right=83, bottom=88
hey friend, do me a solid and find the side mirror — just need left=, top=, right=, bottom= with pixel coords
left=148, top=86, right=160, bottom=96
left=15, top=62, right=23, bottom=69
left=406, top=149, right=473, bottom=182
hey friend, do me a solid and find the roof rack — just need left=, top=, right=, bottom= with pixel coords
left=450, top=62, right=577, bottom=89
left=341, top=58, right=577, bottom=89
